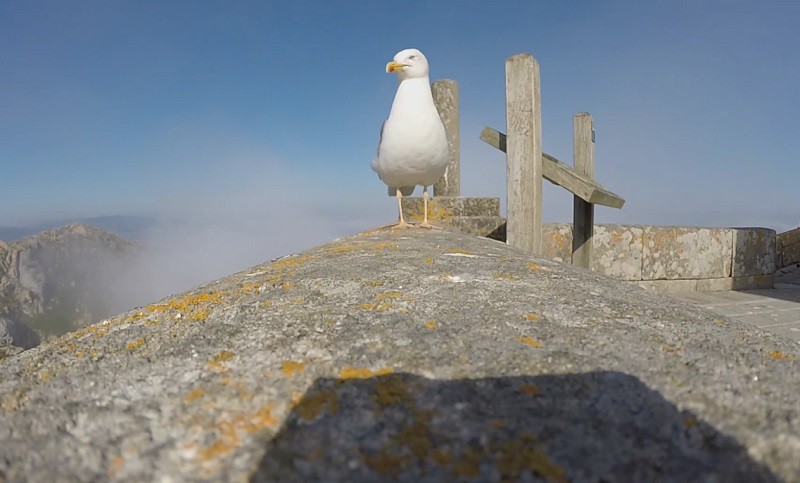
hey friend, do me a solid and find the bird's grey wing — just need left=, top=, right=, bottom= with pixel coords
left=376, top=119, right=386, bottom=158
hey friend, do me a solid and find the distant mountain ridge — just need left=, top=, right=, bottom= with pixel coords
left=0, top=223, right=139, bottom=353
left=0, top=215, right=156, bottom=243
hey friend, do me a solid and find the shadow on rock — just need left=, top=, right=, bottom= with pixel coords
left=252, top=371, right=777, bottom=482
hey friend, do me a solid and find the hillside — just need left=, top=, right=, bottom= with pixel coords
left=0, top=227, right=797, bottom=481
left=0, top=223, right=138, bottom=350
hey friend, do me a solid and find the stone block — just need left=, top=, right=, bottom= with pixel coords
left=632, top=279, right=699, bottom=294
left=642, top=227, right=732, bottom=280
left=592, top=224, right=643, bottom=280
left=731, top=274, right=774, bottom=290
left=542, top=223, right=572, bottom=261
left=732, top=228, right=776, bottom=277
left=779, top=242, right=800, bottom=268
left=402, top=196, right=500, bottom=222
left=696, top=278, right=734, bottom=292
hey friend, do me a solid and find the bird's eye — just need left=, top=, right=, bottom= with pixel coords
left=408, top=55, right=417, bottom=61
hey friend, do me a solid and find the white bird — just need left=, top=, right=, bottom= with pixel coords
left=372, top=48, right=449, bottom=229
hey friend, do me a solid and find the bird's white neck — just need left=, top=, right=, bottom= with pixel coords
left=390, top=77, right=437, bottom=118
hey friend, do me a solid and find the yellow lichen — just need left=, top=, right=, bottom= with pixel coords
left=340, top=367, right=393, bottom=379
left=375, top=292, right=404, bottom=300
left=528, top=262, right=541, bottom=270
left=189, top=308, right=211, bottom=321
left=329, top=246, right=358, bottom=253
left=768, top=351, right=795, bottom=361
left=517, top=336, right=542, bottom=348
left=295, top=390, right=340, bottom=420
left=208, top=351, right=235, bottom=371
left=373, top=376, right=410, bottom=406
left=126, top=338, right=146, bottom=351
left=291, top=297, right=305, bottom=304
left=271, top=256, right=313, bottom=270
left=525, top=313, right=539, bottom=321
left=424, top=257, right=433, bottom=264
left=263, top=301, right=271, bottom=308
left=425, top=321, right=437, bottom=329
left=282, top=361, right=306, bottom=377
left=197, top=403, right=277, bottom=461
left=520, top=384, right=541, bottom=396
left=371, top=242, right=398, bottom=252
left=183, top=388, right=205, bottom=403
left=361, top=449, right=408, bottom=477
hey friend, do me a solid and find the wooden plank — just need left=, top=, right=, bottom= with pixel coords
left=572, top=113, right=594, bottom=268
left=480, top=127, right=625, bottom=209
left=432, top=80, right=460, bottom=197
left=505, top=53, right=543, bottom=254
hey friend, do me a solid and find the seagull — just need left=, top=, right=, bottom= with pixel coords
left=372, top=48, right=449, bottom=229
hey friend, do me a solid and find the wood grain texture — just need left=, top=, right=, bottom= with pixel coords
left=572, top=113, right=594, bottom=268
left=480, top=127, right=624, bottom=209
left=505, top=54, right=542, bottom=254
left=432, top=80, right=460, bottom=197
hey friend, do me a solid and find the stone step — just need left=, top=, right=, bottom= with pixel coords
left=402, top=196, right=500, bottom=220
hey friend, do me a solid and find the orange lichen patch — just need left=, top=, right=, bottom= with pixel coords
left=198, top=403, right=277, bottom=461
left=183, top=388, right=206, bottom=403
left=525, top=313, right=539, bottom=321
left=661, top=343, right=682, bottom=355
left=517, top=336, right=542, bottom=348
left=425, top=321, right=437, bottom=329
left=71, top=324, right=111, bottom=340
left=144, top=320, right=162, bottom=326
left=395, top=412, right=433, bottom=457
left=373, top=376, right=410, bottom=406
left=361, top=449, right=409, bottom=478
left=494, top=435, right=568, bottom=483
left=271, top=256, right=313, bottom=271
left=126, top=338, right=146, bottom=351
left=294, top=390, right=340, bottom=420
left=714, top=319, right=724, bottom=325
left=107, top=455, right=125, bottom=478
left=452, top=447, right=482, bottom=477
left=490, top=419, right=506, bottom=429
left=520, top=384, right=541, bottom=397
left=240, top=282, right=263, bottom=294
left=329, top=245, right=358, bottom=253
left=263, top=301, right=271, bottom=308
left=340, top=367, right=394, bottom=379
left=189, top=308, right=211, bottom=322
left=147, top=292, right=224, bottom=313
left=683, top=416, right=697, bottom=427
left=359, top=301, right=394, bottom=312
left=279, top=281, right=296, bottom=290
left=372, top=242, right=398, bottom=252
left=527, top=262, right=541, bottom=270
left=208, top=351, right=235, bottom=371
left=768, top=351, right=795, bottom=361
left=424, top=257, right=433, bottom=264
left=124, top=312, right=145, bottom=323
left=282, top=361, right=306, bottom=377
left=447, top=249, right=474, bottom=255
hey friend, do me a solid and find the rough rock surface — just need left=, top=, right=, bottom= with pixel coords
left=0, top=228, right=798, bottom=482
left=0, top=317, right=40, bottom=358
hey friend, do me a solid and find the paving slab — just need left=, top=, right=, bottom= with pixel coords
left=670, top=267, right=800, bottom=344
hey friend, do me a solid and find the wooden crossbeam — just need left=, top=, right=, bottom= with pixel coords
left=480, top=127, right=625, bottom=209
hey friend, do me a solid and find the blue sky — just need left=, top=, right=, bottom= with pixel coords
left=2, top=0, right=798, bottom=241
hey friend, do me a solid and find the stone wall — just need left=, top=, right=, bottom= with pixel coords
left=777, top=227, right=800, bottom=269
left=542, top=224, right=776, bottom=293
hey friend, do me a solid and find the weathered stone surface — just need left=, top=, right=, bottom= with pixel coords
left=592, top=224, right=644, bottom=280
left=779, top=236, right=800, bottom=268
left=402, top=196, right=500, bottom=221
left=642, top=227, right=732, bottom=280
left=541, top=223, right=572, bottom=262
left=1, top=228, right=798, bottom=482
left=733, top=228, right=776, bottom=277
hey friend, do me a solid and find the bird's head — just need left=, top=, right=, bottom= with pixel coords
left=385, top=48, right=429, bottom=80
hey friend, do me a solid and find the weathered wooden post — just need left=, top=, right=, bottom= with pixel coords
left=432, top=80, right=460, bottom=197
left=571, top=113, right=594, bottom=268
left=505, top=54, right=543, bottom=254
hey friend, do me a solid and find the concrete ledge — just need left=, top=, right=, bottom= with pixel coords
left=634, top=275, right=775, bottom=294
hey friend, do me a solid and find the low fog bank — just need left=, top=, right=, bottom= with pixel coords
left=93, top=197, right=392, bottom=318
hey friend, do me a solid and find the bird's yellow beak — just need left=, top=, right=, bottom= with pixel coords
left=386, top=61, right=406, bottom=73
